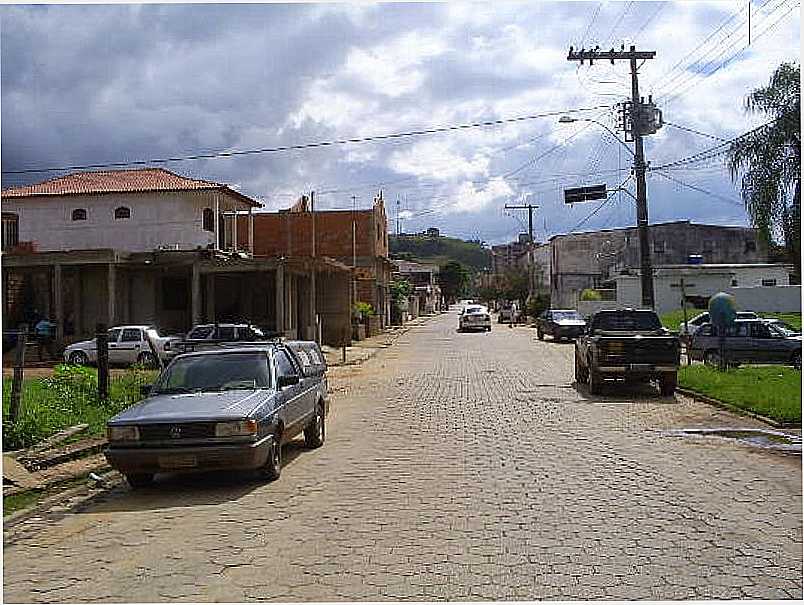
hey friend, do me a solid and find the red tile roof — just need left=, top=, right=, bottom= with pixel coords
left=1, top=168, right=261, bottom=207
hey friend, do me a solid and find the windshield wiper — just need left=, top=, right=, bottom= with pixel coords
left=152, top=386, right=197, bottom=395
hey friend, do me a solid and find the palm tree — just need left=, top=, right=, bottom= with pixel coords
left=728, top=62, right=800, bottom=277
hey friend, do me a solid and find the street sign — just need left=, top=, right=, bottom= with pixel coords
left=564, top=184, right=607, bottom=204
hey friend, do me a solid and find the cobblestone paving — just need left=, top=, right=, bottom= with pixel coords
left=3, top=310, right=802, bottom=601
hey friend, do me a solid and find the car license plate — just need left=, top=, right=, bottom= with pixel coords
left=630, top=364, right=652, bottom=372
left=158, top=454, right=197, bottom=469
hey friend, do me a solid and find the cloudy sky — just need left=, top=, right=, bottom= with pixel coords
left=1, top=1, right=800, bottom=244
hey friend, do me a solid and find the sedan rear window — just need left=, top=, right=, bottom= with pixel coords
left=155, top=353, right=272, bottom=393
left=465, top=307, right=485, bottom=314
left=552, top=311, right=582, bottom=321
left=187, top=326, right=214, bottom=339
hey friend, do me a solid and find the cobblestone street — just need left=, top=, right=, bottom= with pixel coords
left=3, top=309, right=802, bottom=602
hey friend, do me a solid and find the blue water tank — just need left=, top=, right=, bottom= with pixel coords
left=688, top=254, right=703, bottom=265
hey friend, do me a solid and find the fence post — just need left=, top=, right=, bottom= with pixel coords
left=96, top=323, right=109, bottom=402
left=9, top=325, right=28, bottom=424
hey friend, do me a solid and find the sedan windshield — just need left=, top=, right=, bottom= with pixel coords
left=154, top=353, right=272, bottom=393
left=553, top=311, right=582, bottom=321
left=770, top=322, right=799, bottom=337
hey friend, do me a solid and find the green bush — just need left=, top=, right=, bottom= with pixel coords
left=580, top=289, right=603, bottom=301
left=353, top=301, right=375, bottom=319
left=2, top=366, right=157, bottom=451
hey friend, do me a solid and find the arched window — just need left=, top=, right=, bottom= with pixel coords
left=71, top=209, right=87, bottom=221
left=202, top=207, right=214, bottom=232
left=114, top=206, right=131, bottom=220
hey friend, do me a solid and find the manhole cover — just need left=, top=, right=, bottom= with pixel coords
left=664, top=428, right=801, bottom=454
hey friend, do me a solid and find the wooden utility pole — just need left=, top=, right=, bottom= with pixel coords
left=8, top=324, right=27, bottom=424
left=568, top=45, right=657, bottom=308
left=96, top=323, right=109, bottom=402
left=504, top=202, right=538, bottom=298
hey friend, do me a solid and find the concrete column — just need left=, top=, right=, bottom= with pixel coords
left=191, top=262, right=202, bottom=326
left=205, top=274, right=215, bottom=322
left=214, top=194, right=220, bottom=251
left=309, top=264, right=317, bottom=342
left=53, top=264, right=64, bottom=347
left=107, top=263, right=116, bottom=326
left=275, top=263, right=285, bottom=334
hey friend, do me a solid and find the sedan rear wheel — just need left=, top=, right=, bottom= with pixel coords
left=793, top=351, right=801, bottom=371
left=69, top=350, right=89, bottom=366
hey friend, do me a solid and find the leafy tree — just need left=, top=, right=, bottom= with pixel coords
left=580, top=289, right=603, bottom=301
left=439, top=261, right=470, bottom=302
left=728, top=62, right=800, bottom=276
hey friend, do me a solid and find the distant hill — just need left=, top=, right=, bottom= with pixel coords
left=389, top=234, right=492, bottom=271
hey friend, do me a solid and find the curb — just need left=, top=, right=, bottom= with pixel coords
left=3, top=469, right=121, bottom=534
left=676, top=387, right=799, bottom=429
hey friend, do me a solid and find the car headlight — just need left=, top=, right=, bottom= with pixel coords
left=215, top=419, right=258, bottom=437
left=108, top=425, right=140, bottom=442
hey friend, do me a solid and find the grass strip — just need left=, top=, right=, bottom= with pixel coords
left=679, top=365, right=801, bottom=424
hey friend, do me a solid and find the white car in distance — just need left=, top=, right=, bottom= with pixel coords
left=64, top=325, right=179, bottom=367
left=459, top=305, right=492, bottom=332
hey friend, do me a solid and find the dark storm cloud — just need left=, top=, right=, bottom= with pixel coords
left=0, top=2, right=799, bottom=241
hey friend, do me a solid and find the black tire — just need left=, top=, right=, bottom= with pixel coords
left=69, top=350, right=89, bottom=366
left=659, top=373, right=678, bottom=396
left=537, top=329, right=544, bottom=340
left=588, top=362, right=603, bottom=395
left=126, top=473, right=154, bottom=489
left=574, top=353, right=588, bottom=384
left=261, top=433, right=282, bottom=481
left=304, top=404, right=325, bottom=449
left=792, top=352, right=801, bottom=371
left=137, top=351, right=158, bottom=369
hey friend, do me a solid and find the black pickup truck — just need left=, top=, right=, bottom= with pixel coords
left=105, top=340, right=328, bottom=488
left=574, top=309, right=680, bottom=395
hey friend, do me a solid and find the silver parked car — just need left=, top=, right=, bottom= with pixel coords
left=64, top=325, right=179, bottom=367
left=689, top=319, right=801, bottom=369
left=679, top=310, right=758, bottom=338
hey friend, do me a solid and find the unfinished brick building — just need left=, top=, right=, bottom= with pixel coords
left=242, top=193, right=392, bottom=329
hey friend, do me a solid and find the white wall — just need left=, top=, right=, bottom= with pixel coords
left=725, top=285, right=802, bottom=313
left=4, top=189, right=250, bottom=253
left=616, top=265, right=795, bottom=316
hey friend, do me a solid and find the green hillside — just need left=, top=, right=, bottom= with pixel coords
left=389, top=234, right=491, bottom=271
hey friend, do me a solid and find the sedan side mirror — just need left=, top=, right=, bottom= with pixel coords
left=139, top=384, right=152, bottom=398
left=277, top=374, right=300, bottom=388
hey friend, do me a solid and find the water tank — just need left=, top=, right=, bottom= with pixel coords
left=688, top=254, right=703, bottom=265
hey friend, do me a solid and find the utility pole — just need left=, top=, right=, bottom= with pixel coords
left=352, top=195, right=358, bottom=306
left=504, top=202, right=538, bottom=298
left=310, top=190, right=318, bottom=342
left=567, top=44, right=658, bottom=308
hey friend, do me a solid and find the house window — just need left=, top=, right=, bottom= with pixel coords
left=653, top=240, right=665, bottom=254
left=114, top=206, right=131, bottom=220
left=2, top=213, right=19, bottom=251
left=745, top=240, right=756, bottom=253
left=71, top=208, right=87, bottom=221
left=731, top=279, right=738, bottom=287
left=202, top=208, right=214, bottom=232
left=761, top=278, right=777, bottom=287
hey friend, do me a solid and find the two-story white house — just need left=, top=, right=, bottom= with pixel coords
left=1, top=167, right=259, bottom=254
left=2, top=167, right=353, bottom=350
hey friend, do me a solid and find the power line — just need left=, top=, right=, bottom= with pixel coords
left=664, top=121, right=730, bottom=142
left=656, top=0, right=795, bottom=104
left=652, top=170, right=744, bottom=206
left=1, top=104, right=612, bottom=176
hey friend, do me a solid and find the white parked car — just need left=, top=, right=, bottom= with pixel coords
left=459, top=305, right=492, bottom=332
left=64, top=325, right=180, bottom=367
left=679, top=311, right=758, bottom=337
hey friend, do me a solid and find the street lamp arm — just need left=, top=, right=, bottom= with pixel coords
left=558, top=116, right=635, bottom=157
